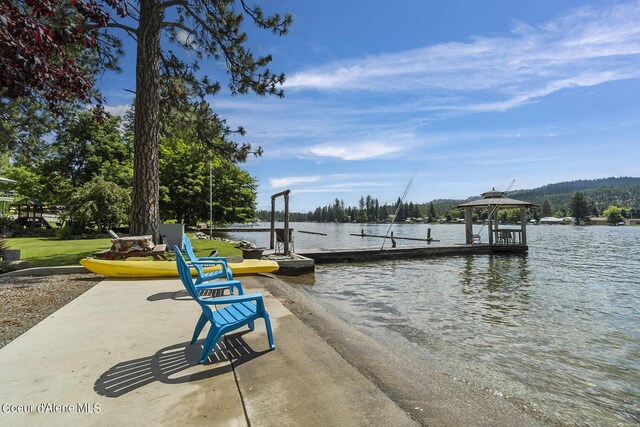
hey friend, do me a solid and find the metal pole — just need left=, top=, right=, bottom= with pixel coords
left=209, top=155, right=213, bottom=238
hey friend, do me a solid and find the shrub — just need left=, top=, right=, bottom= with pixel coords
left=61, top=177, right=131, bottom=235
left=0, top=216, right=17, bottom=235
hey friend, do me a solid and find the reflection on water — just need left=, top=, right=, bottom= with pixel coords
left=230, top=223, right=640, bottom=426
left=460, top=255, right=532, bottom=327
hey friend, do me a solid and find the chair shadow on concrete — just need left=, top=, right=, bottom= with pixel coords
left=146, top=288, right=228, bottom=302
left=94, top=330, right=269, bottom=398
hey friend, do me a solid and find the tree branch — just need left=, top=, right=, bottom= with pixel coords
left=85, top=22, right=138, bottom=36
left=161, top=21, right=194, bottom=33
left=125, top=0, right=140, bottom=16
left=160, top=0, right=188, bottom=11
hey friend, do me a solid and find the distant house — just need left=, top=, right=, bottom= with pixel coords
left=539, top=216, right=573, bottom=225
left=589, top=217, right=608, bottom=225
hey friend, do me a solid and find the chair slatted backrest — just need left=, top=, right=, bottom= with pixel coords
left=181, top=235, right=208, bottom=277
left=182, top=234, right=232, bottom=281
left=183, top=234, right=198, bottom=260
left=174, top=246, right=202, bottom=303
left=174, top=247, right=215, bottom=329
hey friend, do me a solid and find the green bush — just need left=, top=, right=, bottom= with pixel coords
left=61, top=177, right=131, bottom=235
left=0, top=216, right=17, bottom=235
left=55, top=225, right=75, bottom=240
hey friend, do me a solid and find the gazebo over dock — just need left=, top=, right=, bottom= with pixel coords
left=457, top=189, right=535, bottom=252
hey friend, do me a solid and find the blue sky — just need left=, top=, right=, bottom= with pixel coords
left=98, top=0, right=640, bottom=212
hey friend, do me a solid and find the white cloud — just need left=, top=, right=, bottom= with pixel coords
left=270, top=175, right=321, bottom=188
left=175, top=29, right=197, bottom=49
left=285, top=1, right=640, bottom=112
left=265, top=173, right=398, bottom=195
left=308, top=141, right=407, bottom=160
left=103, top=104, right=130, bottom=117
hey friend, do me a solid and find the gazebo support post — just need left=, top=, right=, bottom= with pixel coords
left=488, top=212, right=494, bottom=246
left=456, top=188, right=535, bottom=252
left=520, top=208, right=527, bottom=245
left=464, top=207, right=473, bottom=244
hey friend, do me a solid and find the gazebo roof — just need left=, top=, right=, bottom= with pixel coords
left=456, top=188, right=535, bottom=209
left=457, top=197, right=535, bottom=208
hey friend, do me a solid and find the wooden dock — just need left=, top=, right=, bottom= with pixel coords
left=296, top=243, right=527, bottom=264
left=199, top=227, right=271, bottom=233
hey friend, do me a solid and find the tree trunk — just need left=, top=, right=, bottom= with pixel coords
left=131, top=0, right=162, bottom=241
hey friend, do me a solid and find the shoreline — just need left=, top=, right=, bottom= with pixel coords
left=1, top=271, right=548, bottom=426
left=257, top=273, right=549, bottom=426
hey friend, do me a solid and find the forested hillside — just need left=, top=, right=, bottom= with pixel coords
left=508, top=177, right=640, bottom=212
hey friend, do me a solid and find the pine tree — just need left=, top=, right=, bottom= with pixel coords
left=570, top=191, right=590, bottom=225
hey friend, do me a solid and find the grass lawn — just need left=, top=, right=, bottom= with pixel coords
left=3, top=235, right=242, bottom=267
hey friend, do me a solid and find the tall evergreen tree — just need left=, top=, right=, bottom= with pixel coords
left=541, top=199, right=553, bottom=217
left=127, top=1, right=291, bottom=239
left=1, top=1, right=291, bottom=241
left=428, top=202, right=437, bottom=222
left=570, top=191, right=590, bottom=225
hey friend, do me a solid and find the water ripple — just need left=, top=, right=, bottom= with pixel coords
left=302, top=225, right=640, bottom=426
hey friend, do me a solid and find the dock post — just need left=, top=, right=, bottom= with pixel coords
left=270, top=197, right=275, bottom=250
left=427, top=228, right=432, bottom=244
left=284, top=192, right=290, bottom=255
left=270, top=189, right=291, bottom=253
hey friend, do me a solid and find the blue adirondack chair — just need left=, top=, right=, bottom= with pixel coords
left=174, top=246, right=275, bottom=364
left=183, top=235, right=234, bottom=285
left=180, top=236, right=243, bottom=296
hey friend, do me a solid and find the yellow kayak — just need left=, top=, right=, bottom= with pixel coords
left=80, top=257, right=279, bottom=278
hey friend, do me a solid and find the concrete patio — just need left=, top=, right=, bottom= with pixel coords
left=0, top=275, right=417, bottom=426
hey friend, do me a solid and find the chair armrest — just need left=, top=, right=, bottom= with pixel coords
left=199, top=292, right=263, bottom=305
left=195, top=280, right=243, bottom=293
left=196, top=257, right=229, bottom=268
left=190, top=260, right=226, bottom=267
left=198, top=256, right=227, bottom=262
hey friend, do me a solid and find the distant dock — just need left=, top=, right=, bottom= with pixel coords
left=200, top=227, right=271, bottom=233
left=296, top=243, right=526, bottom=264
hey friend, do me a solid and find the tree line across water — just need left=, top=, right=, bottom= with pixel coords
left=258, top=177, right=640, bottom=224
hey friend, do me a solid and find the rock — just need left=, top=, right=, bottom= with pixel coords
left=238, top=240, right=256, bottom=249
left=0, top=260, right=35, bottom=273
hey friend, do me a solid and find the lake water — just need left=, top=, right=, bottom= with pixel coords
left=222, top=223, right=640, bottom=426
